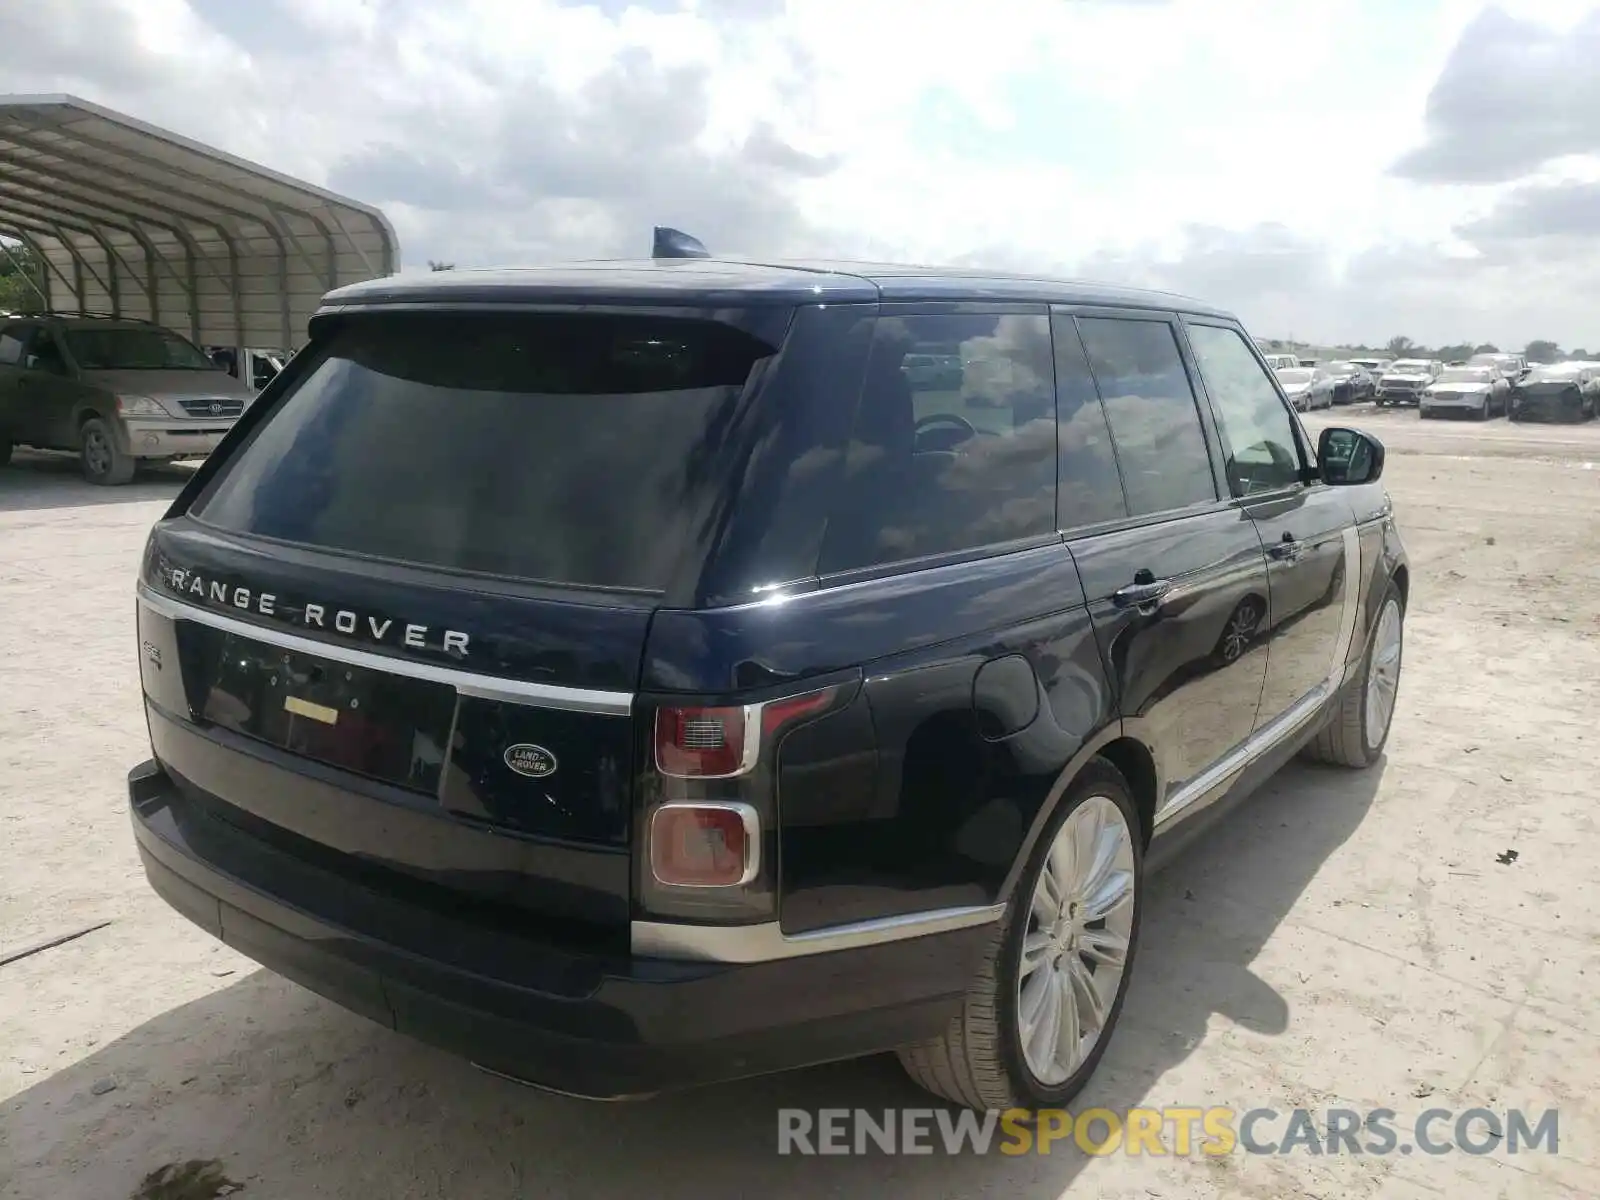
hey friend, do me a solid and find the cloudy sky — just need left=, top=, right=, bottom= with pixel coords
left=3, top=0, right=1598, bottom=348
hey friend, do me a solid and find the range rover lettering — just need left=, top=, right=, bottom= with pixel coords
left=127, top=228, right=1410, bottom=1111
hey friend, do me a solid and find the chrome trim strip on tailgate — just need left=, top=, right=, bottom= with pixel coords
left=136, top=585, right=635, bottom=716
left=631, top=903, right=1007, bottom=964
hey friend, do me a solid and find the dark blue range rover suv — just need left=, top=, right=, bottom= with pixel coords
left=128, top=229, right=1409, bottom=1112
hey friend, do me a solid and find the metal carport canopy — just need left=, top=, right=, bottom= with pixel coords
left=0, top=93, right=398, bottom=351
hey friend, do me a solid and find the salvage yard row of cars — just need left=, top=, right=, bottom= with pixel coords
left=1270, top=350, right=1600, bottom=422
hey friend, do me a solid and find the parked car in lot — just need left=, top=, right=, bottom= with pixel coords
left=1275, top=365, right=1335, bottom=411
left=1349, top=357, right=1392, bottom=380
left=1323, top=360, right=1376, bottom=404
left=0, top=314, right=255, bottom=484
left=1420, top=364, right=1510, bottom=420
left=1262, top=352, right=1300, bottom=371
left=207, top=345, right=287, bottom=390
left=127, top=232, right=1410, bottom=1112
left=1374, top=358, right=1441, bottom=407
left=1469, top=351, right=1528, bottom=382
left=1510, top=361, right=1599, bottom=422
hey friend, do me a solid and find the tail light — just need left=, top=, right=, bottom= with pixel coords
left=653, top=687, right=837, bottom=780
left=653, top=706, right=756, bottom=779
left=650, top=802, right=759, bottom=887
left=644, top=684, right=841, bottom=900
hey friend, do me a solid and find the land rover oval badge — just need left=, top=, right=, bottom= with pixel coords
left=504, top=744, right=558, bottom=779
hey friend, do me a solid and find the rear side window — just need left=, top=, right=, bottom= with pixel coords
left=62, top=325, right=216, bottom=370
left=1051, top=316, right=1127, bottom=528
left=192, top=312, right=776, bottom=591
left=1075, top=317, right=1217, bottom=516
left=818, top=312, right=1056, bottom=574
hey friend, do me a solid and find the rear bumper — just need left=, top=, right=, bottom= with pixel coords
left=129, top=759, right=985, bottom=1099
left=120, top=418, right=234, bottom=459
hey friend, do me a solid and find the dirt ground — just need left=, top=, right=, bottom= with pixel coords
left=3, top=408, right=1598, bottom=1199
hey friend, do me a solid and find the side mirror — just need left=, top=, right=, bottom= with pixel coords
left=1318, top=426, right=1385, bottom=485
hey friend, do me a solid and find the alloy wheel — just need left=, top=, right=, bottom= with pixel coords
left=1364, top=598, right=1403, bottom=750
left=83, top=429, right=111, bottom=477
left=1016, top=796, right=1136, bottom=1086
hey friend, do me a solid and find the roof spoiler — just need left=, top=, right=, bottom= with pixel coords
left=652, top=226, right=711, bottom=260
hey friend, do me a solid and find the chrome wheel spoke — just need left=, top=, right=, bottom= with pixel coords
left=1030, top=878, right=1060, bottom=926
left=1069, top=955, right=1109, bottom=1035
left=1079, top=926, right=1129, bottom=968
left=1019, top=931, right=1053, bottom=980
left=1083, top=868, right=1134, bottom=923
left=1053, top=969, right=1083, bottom=1073
left=1078, top=825, right=1119, bottom=905
left=1045, top=838, right=1074, bottom=909
left=1070, top=802, right=1104, bottom=895
left=1021, top=966, right=1061, bottom=1068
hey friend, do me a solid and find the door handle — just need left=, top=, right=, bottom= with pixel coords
left=1113, top=578, right=1172, bottom=611
left=1269, top=533, right=1304, bottom=562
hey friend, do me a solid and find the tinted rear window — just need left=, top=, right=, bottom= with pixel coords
left=192, top=312, right=776, bottom=591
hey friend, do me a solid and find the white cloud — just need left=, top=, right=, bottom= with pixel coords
left=1, top=0, right=1598, bottom=348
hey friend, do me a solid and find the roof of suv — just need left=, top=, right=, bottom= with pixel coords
left=317, top=257, right=1235, bottom=318
left=11, top=312, right=166, bottom=330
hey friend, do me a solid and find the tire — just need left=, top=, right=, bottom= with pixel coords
left=1475, top=397, right=1489, bottom=421
left=79, top=417, right=135, bottom=486
left=897, top=759, right=1143, bottom=1112
left=1303, top=581, right=1404, bottom=768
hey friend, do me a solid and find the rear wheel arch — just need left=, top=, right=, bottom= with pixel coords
left=1094, top=736, right=1158, bottom=849
left=999, top=730, right=1161, bottom=906
left=898, top=753, right=1145, bottom=1110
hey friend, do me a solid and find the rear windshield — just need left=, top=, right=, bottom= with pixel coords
left=192, top=312, right=776, bottom=591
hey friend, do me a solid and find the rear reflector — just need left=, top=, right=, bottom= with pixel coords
left=649, top=802, right=759, bottom=887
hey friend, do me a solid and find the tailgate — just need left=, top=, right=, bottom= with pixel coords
left=138, top=520, right=647, bottom=932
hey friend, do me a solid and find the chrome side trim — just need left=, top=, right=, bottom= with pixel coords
left=630, top=903, right=1007, bottom=964
left=1328, top=526, right=1361, bottom=681
left=1154, top=679, right=1331, bottom=828
left=136, top=585, right=635, bottom=716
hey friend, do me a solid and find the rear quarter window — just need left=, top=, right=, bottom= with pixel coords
left=191, top=312, right=778, bottom=592
left=1074, top=316, right=1218, bottom=516
left=818, top=312, right=1057, bottom=574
